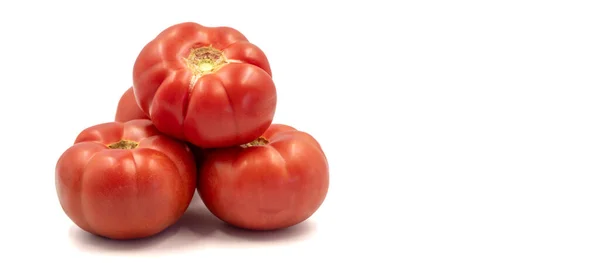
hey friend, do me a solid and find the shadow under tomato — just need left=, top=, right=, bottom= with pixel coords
left=220, top=220, right=317, bottom=243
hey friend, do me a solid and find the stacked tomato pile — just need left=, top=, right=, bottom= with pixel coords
left=55, top=22, right=329, bottom=240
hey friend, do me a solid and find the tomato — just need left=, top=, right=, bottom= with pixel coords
left=55, top=119, right=197, bottom=240
left=115, top=86, right=148, bottom=122
left=132, top=22, right=277, bottom=148
left=198, top=124, right=329, bottom=230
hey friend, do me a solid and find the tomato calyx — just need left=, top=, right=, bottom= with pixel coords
left=107, top=140, right=139, bottom=150
left=240, top=136, right=269, bottom=148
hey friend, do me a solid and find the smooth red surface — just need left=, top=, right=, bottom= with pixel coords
left=55, top=119, right=197, bottom=240
left=198, top=124, right=329, bottom=230
left=133, top=22, right=277, bottom=148
left=115, top=86, right=148, bottom=122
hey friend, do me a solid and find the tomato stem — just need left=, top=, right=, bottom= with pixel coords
left=107, top=140, right=139, bottom=150
left=240, top=137, right=269, bottom=148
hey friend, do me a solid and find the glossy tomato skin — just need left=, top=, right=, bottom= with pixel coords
left=133, top=22, right=277, bottom=148
left=115, top=86, right=148, bottom=122
left=198, top=124, right=329, bottom=230
left=55, top=119, right=196, bottom=240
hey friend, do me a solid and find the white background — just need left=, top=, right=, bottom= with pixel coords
left=1, top=0, right=599, bottom=262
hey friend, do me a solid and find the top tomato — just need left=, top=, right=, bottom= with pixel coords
left=133, top=22, right=277, bottom=148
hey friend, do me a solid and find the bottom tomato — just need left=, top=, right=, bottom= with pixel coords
left=115, top=86, right=148, bottom=122
left=198, top=124, right=329, bottom=230
left=55, top=119, right=196, bottom=240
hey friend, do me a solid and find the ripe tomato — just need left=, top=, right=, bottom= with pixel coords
left=198, top=124, right=329, bottom=230
left=133, top=22, right=277, bottom=148
left=115, top=86, right=148, bottom=122
left=55, top=119, right=197, bottom=240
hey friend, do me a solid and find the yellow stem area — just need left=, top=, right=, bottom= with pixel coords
left=107, top=140, right=139, bottom=150
left=240, top=137, right=270, bottom=148
left=185, top=46, right=228, bottom=76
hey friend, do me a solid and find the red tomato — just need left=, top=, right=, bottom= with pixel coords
left=198, top=124, right=329, bottom=230
left=55, top=119, right=197, bottom=240
left=115, top=86, right=148, bottom=122
left=133, top=22, right=277, bottom=148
